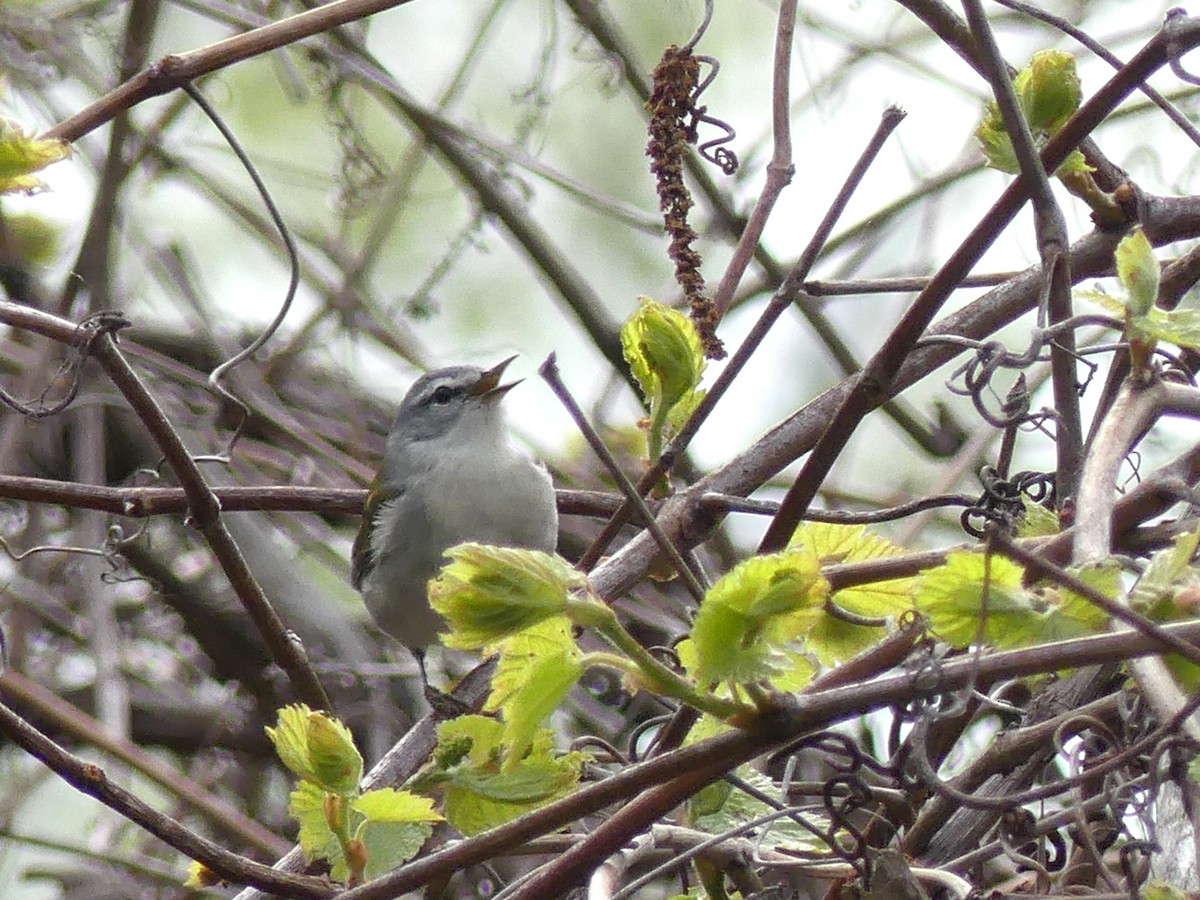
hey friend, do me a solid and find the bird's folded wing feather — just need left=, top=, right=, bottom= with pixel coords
left=350, top=484, right=405, bottom=590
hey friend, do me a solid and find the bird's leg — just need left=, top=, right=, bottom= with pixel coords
left=412, top=647, right=472, bottom=720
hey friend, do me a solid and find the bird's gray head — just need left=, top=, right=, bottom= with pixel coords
left=389, top=356, right=520, bottom=446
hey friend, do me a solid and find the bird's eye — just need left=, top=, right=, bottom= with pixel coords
left=429, top=385, right=456, bottom=405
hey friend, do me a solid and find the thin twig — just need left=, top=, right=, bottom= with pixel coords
left=579, top=106, right=906, bottom=570
left=700, top=491, right=974, bottom=523
left=0, top=697, right=333, bottom=898
left=757, top=15, right=1200, bottom=553
left=0, top=475, right=616, bottom=520
left=0, top=670, right=290, bottom=857
left=962, top=0, right=1081, bottom=502
left=0, top=301, right=331, bottom=711
left=709, top=0, right=796, bottom=318
left=43, top=0, right=421, bottom=143
left=539, top=353, right=707, bottom=602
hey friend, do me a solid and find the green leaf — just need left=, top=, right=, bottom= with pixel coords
left=450, top=759, right=577, bottom=804
left=1036, top=561, right=1115, bottom=640
left=677, top=636, right=817, bottom=695
left=487, top=619, right=583, bottom=763
left=914, top=551, right=1034, bottom=647
left=1075, top=287, right=1127, bottom=317
left=183, top=861, right=219, bottom=890
left=289, top=781, right=345, bottom=877
left=688, top=549, right=828, bottom=683
left=804, top=614, right=885, bottom=668
left=355, top=819, right=434, bottom=880
left=306, top=712, right=363, bottom=796
left=915, top=552, right=1112, bottom=649
left=687, top=778, right=732, bottom=821
left=765, top=649, right=818, bottom=692
left=1143, top=882, right=1190, bottom=900
left=1017, top=50, right=1082, bottom=132
left=790, top=522, right=914, bottom=617
left=682, top=715, right=737, bottom=820
left=0, top=118, right=71, bottom=194
left=265, top=705, right=363, bottom=796
left=665, top=387, right=706, bottom=433
left=975, top=105, right=1019, bottom=174
left=266, top=704, right=319, bottom=783
left=1129, top=525, right=1200, bottom=611
left=975, top=51, right=1091, bottom=179
left=621, top=298, right=706, bottom=465
left=434, top=716, right=585, bottom=835
left=352, top=788, right=442, bottom=824
left=689, top=767, right=823, bottom=853
left=1055, top=148, right=1093, bottom=177
left=429, top=544, right=584, bottom=649
left=1115, top=227, right=1159, bottom=317
left=621, top=298, right=705, bottom=415
left=1139, top=306, right=1200, bottom=351
left=3, top=212, right=62, bottom=267
left=1017, top=498, right=1061, bottom=538
left=350, top=789, right=441, bottom=878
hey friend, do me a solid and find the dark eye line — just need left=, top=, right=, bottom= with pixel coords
left=424, top=385, right=460, bottom=407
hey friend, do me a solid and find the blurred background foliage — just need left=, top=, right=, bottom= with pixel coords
left=0, top=0, right=1196, bottom=896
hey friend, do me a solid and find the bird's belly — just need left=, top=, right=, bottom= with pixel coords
left=424, top=457, right=557, bottom=553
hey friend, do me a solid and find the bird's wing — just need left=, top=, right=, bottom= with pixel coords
left=350, top=480, right=404, bottom=590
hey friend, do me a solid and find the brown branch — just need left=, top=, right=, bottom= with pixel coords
left=0, top=670, right=290, bottom=858
left=42, top=0, right=420, bottom=143
left=508, top=757, right=737, bottom=899
left=710, top=0, right=795, bottom=318
left=963, top=0, right=1082, bottom=502
left=0, top=696, right=333, bottom=898
left=0, top=300, right=330, bottom=711
left=0, top=474, right=616, bottom=520
left=757, top=14, right=1200, bottom=553
left=338, top=612, right=1200, bottom=897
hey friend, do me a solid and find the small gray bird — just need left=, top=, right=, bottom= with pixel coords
left=351, top=357, right=558, bottom=666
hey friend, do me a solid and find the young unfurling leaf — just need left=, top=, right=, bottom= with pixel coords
left=1017, top=49, right=1082, bottom=132
left=266, top=705, right=362, bottom=796
left=487, top=619, right=584, bottom=763
left=975, top=51, right=1094, bottom=183
left=429, top=544, right=584, bottom=648
left=0, top=118, right=70, bottom=195
left=688, top=549, right=828, bottom=683
left=914, top=551, right=1111, bottom=648
left=430, top=715, right=586, bottom=836
left=350, top=789, right=442, bottom=881
left=305, top=713, right=364, bottom=797
left=1074, top=228, right=1200, bottom=367
left=621, top=298, right=707, bottom=469
left=1115, top=226, right=1159, bottom=318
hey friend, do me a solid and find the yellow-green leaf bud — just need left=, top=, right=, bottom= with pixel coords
left=0, top=117, right=71, bottom=195
left=1018, top=50, right=1082, bottom=132
left=430, top=544, right=585, bottom=648
left=1115, top=227, right=1159, bottom=318
left=621, top=298, right=705, bottom=414
left=306, top=712, right=364, bottom=796
left=266, top=704, right=319, bottom=783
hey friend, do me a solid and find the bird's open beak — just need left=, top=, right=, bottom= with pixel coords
left=469, top=355, right=521, bottom=401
